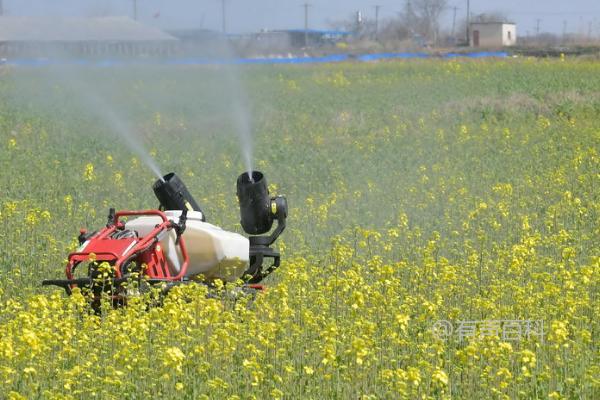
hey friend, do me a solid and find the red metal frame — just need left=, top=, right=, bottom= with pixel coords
left=65, top=210, right=190, bottom=291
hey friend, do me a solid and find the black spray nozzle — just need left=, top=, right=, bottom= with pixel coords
left=237, top=171, right=272, bottom=235
left=237, top=170, right=287, bottom=237
left=237, top=170, right=288, bottom=283
left=153, top=172, right=205, bottom=221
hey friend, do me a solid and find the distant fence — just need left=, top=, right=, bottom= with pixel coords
left=4, top=51, right=509, bottom=67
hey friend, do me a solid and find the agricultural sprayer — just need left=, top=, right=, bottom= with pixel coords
left=42, top=171, right=287, bottom=302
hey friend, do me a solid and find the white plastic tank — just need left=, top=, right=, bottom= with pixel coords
left=125, top=210, right=249, bottom=281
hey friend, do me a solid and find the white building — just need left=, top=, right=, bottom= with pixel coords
left=470, top=22, right=517, bottom=47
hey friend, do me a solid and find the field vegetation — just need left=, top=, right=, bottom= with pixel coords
left=0, top=58, right=598, bottom=399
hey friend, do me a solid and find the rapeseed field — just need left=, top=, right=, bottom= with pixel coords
left=0, top=58, right=598, bottom=399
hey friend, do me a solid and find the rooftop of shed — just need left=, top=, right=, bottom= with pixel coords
left=0, top=16, right=177, bottom=42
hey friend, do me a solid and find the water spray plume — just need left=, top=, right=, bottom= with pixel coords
left=217, top=40, right=254, bottom=180
left=46, top=65, right=164, bottom=180
left=1, top=35, right=162, bottom=180
left=101, top=105, right=164, bottom=181
left=227, top=66, right=254, bottom=180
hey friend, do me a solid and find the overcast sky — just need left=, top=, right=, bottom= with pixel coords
left=3, top=1, right=600, bottom=36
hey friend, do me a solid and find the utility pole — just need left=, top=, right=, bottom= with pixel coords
left=374, top=5, right=382, bottom=41
left=133, top=0, right=138, bottom=20
left=536, top=18, right=541, bottom=37
left=563, top=20, right=567, bottom=43
left=466, top=0, right=470, bottom=45
left=221, top=0, right=227, bottom=34
left=452, top=6, right=458, bottom=39
left=303, top=3, right=311, bottom=47
left=0, top=0, right=4, bottom=16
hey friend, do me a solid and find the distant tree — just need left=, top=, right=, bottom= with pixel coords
left=409, top=0, right=448, bottom=44
left=372, top=0, right=447, bottom=45
left=395, top=1, right=417, bottom=39
left=472, top=11, right=510, bottom=23
left=329, top=1, right=450, bottom=47
left=329, top=12, right=374, bottom=37
left=381, top=18, right=411, bottom=42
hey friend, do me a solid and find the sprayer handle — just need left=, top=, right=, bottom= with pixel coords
left=115, top=210, right=169, bottom=224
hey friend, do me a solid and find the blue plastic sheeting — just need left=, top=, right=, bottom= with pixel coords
left=357, top=52, right=430, bottom=61
left=284, top=29, right=352, bottom=36
left=238, top=54, right=350, bottom=64
left=6, top=51, right=508, bottom=67
left=164, top=54, right=350, bottom=65
left=443, top=51, right=509, bottom=58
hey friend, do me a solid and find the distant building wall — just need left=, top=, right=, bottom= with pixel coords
left=470, top=23, right=516, bottom=47
left=502, top=24, right=517, bottom=46
left=0, top=16, right=178, bottom=59
left=0, top=41, right=176, bottom=58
